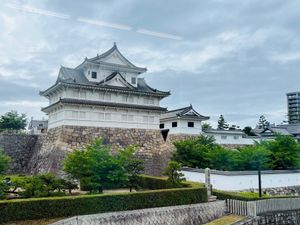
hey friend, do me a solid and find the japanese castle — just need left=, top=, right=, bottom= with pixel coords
left=40, top=43, right=170, bottom=129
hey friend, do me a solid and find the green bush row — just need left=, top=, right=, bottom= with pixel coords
left=137, top=175, right=203, bottom=190
left=212, top=189, right=298, bottom=201
left=0, top=186, right=207, bottom=223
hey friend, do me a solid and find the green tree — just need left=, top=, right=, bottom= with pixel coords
left=173, top=135, right=217, bottom=168
left=118, top=145, right=144, bottom=192
left=235, top=145, right=271, bottom=170
left=63, top=138, right=130, bottom=193
left=0, top=150, right=11, bottom=174
left=265, top=134, right=300, bottom=169
left=218, top=115, right=229, bottom=130
left=243, top=126, right=256, bottom=136
left=257, top=115, right=270, bottom=129
left=201, top=122, right=212, bottom=130
left=0, top=111, right=27, bottom=131
left=205, top=146, right=237, bottom=171
left=164, top=161, right=185, bottom=187
left=20, top=176, right=44, bottom=198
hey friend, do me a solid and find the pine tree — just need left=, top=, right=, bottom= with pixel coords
left=218, top=115, right=229, bottom=130
left=257, top=115, right=270, bottom=129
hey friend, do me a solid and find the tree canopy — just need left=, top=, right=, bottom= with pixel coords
left=63, top=138, right=143, bottom=193
left=172, top=134, right=300, bottom=171
left=0, top=111, right=27, bottom=131
left=217, top=115, right=229, bottom=130
left=257, top=115, right=270, bottom=129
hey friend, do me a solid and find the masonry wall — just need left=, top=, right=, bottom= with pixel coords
left=51, top=201, right=226, bottom=225
left=234, top=210, right=300, bottom=225
left=0, top=133, right=38, bottom=174
left=28, top=126, right=172, bottom=176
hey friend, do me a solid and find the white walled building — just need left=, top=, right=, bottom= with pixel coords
left=40, top=43, right=170, bottom=129
left=203, top=129, right=256, bottom=145
left=159, top=105, right=209, bottom=135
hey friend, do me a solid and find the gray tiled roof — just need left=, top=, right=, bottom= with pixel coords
left=160, top=105, right=209, bottom=120
left=41, top=66, right=170, bottom=97
left=203, top=129, right=245, bottom=135
left=277, top=124, right=300, bottom=135
left=86, top=43, right=146, bottom=71
left=42, top=98, right=167, bottom=112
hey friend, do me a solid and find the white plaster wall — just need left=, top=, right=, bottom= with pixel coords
left=55, top=88, right=159, bottom=107
left=161, top=119, right=203, bottom=135
left=205, top=133, right=255, bottom=145
left=183, top=170, right=300, bottom=191
left=48, top=105, right=160, bottom=130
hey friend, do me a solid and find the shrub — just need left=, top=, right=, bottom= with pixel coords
left=0, top=186, right=207, bottom=223
left=0, top=149, right=11, bottom=174
left=163, top=161, right=186, bottom=187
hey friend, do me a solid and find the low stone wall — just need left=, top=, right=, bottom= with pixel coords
left=0, top=133, right=38, bottom=174
left=234, top=210, right=300, bottom=225
left=28, top=126, right=172, bottom=176
left=51, top=201, right=226, bottom=225
left=243, top=186, right=300, bottom=196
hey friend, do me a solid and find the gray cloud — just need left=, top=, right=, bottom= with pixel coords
left=0, top=0, right=299, bottom=128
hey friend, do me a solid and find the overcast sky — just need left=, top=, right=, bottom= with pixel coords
left=0, top=0, right=299, bottom=128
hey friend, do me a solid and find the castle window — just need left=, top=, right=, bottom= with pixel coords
left=160, top=123, right=165, bottom=129
left=148, top=116, right=154, bottom=123
left=188, top=122, right=194, bottom=127
left=80, top=91, right=86, bottom=99
left=131, top=77, right=136, bottom=85
left=233, top=135, right=239, bottom=140
left=72, top=111, right=78, bottom=118
left=105, top=93, right=111, bottom=101
left=91, top=71, right=97, bottom=79
left=172, top=122, right=177, bottom=127
left=105, top=113, right=111, bottom=120
left=128, top=115, right=134, bottom=121
left=79, top=112, right=86, bottom=119
left=128, top=96, right=134, bottom=103
left=121, top=114, right=127, bottom=121
left=148, top=98, right=154, bottom=105
left=143, top=116, right=148, bottom=123
left=221, top=135, right=227, bottom=140
left=98, top=113, right=104, bottom=120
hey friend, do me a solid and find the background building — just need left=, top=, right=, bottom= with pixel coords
left=287, top=92, right=300, bottom=124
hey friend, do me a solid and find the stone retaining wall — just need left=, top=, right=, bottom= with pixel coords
left=243, top=186, right=300, bottom=196
left=234, top=210, right=300, bottom=225
left=0, top=133, right=38, bottom=174
left=51, top=201, right=226, bottom=225
left=28, top=126, right=172, bottom=176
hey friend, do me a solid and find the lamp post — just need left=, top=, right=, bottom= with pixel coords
left=258, top=164, right=262, bottom=198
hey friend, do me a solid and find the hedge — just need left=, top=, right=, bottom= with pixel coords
left=213, top=189, right=299, bottom=201
left=138, top=175, right=204, bottom=189
left=0, top=186, right=207, bottom=223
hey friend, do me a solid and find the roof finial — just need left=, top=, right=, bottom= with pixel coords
left=113, top=42, right=117, bottom=47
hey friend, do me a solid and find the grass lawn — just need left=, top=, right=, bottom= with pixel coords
left=4, top=218, right=63, bottom=225
left=204, top=215, right=245, bottom=225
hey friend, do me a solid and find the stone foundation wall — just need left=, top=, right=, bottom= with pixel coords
left=0, top=133, right=38, bottom=174
left=28, top=126, right=172, bottom=176
left=51, top=201, right=226, bottom=225
left=243, top=186, right=300, bottom=196
left=234, top=210, right=300, bottom=225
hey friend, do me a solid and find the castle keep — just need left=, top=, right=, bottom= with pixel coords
left=27, top=44, right=172, bottom=176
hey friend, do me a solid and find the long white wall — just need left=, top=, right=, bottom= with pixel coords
left=205, top=133, right=256, bottom=145
left=48, top=105, right=160, bottom=129
left=49, top=87, right=160, bottom=106
left=182, top=169, right=300, bottom=191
